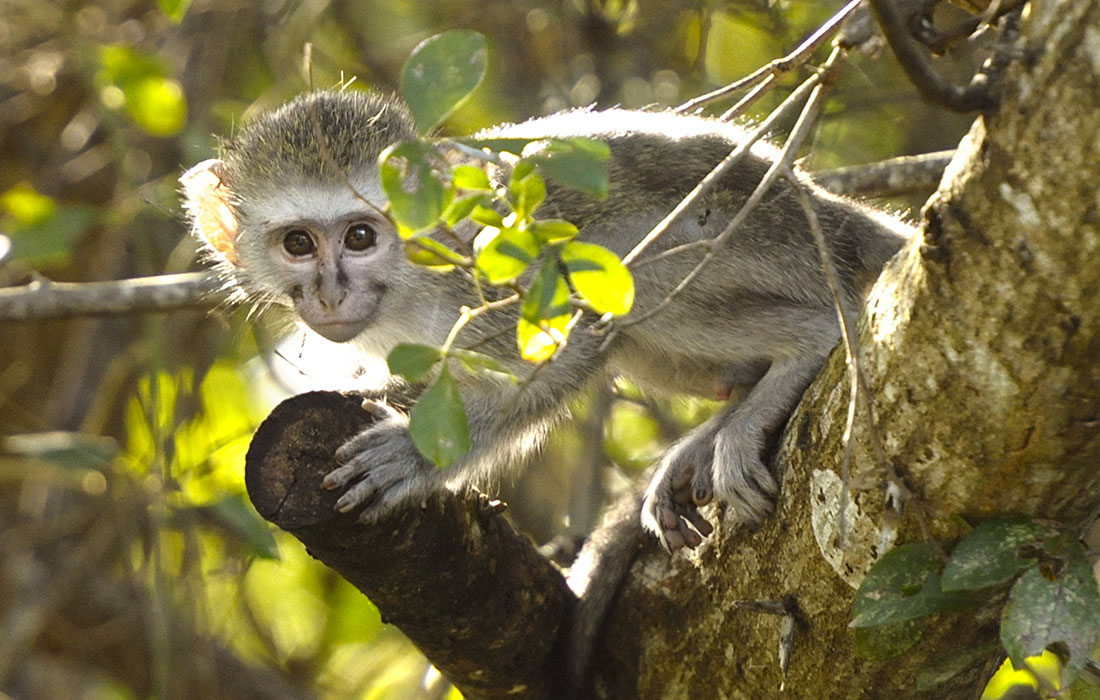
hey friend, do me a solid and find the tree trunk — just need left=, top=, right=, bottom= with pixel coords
left=591, top=0, right=1100, bottom=696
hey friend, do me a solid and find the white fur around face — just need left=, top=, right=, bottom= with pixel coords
left=242, top=174, right=387, bottom=235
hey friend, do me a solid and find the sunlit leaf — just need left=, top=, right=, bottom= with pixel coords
left=400, top=30, right=487, bottom=132
left=442, top=193, right=489, bottom=228
left=1001, top=542, right=1100, bottom=685
left=1, top=183, right=56, bottom=226
left=518, top=258, right=572, bottom=362
left=560, top=241, right=634, bottom=315
left=509, top=162, right=546, bottom=220
left=128, top=76, right=187, bottom=136
left=475, top=225, right=539, bottom=284
left=387, top=343, right=442, bottom=382
left=470, top=205, right=505, bottom=228
left=529, top=219, right=579, bottom=243
left=158, top=0, right=192, bottom=22
left=451, top=164, right=491, bottom=191
left=409, top=366, right=471, bottom=467
left=459, top=136, right=536, bottom=156
left=980, top=651, right=1063, bottom=699
left=404, top=237, right=466, bottom=269
left=379, top=141, right=447, bottom=236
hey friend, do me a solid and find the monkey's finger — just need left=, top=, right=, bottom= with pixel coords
left=361, top=398, right=402, bottom=422
left=670, top=464, right=693, bottom=491
left=659, top=507, right=680, bottom=531
left=679, top=522, right=703, bottom=549
left=684, top=510, right=714, bottom=537
left=335, top=478, right=378, bottom=512
left=662, top=528, right=686, bottom=552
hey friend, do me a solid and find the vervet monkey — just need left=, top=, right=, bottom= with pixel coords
left=181, top=90, right=912, bottom=554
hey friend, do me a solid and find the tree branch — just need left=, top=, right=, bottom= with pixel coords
left=811, top=150, right=954, bottom=198
left=244, top=391, right=575, bottom=700
left=0, top=271, right=222, bottom=321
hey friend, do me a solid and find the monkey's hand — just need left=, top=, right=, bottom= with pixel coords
left=640, top=413, right=778, bottom=553
left=322, top=399, right=436, bottom=522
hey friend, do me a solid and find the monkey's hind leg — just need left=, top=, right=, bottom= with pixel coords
left=641, top=357, right=822, bottom=552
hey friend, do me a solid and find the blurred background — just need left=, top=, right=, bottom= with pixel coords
left=0, top=0, right=978, bottom=697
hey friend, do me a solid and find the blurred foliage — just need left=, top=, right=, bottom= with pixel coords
left=0, top=0, right=984, bottom=697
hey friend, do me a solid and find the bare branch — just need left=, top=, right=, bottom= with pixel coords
left=811, top=150, right=954, bottom=198
left=0, top=271, right=222, bottom=321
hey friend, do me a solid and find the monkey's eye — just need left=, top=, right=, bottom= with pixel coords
left=344, top=223, right=377, bottom=251
left=282, top=229, right=316, bottom=257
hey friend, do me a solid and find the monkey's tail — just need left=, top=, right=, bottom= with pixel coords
left=564, top=487, right=648, bottom=699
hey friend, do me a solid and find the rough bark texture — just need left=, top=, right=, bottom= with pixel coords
left=245, top=391, right=575, bottom=700
left=591, top=0, right=1100, bottom=697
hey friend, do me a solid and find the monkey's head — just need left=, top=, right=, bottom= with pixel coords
left=181, top=90, right=419, bottom=343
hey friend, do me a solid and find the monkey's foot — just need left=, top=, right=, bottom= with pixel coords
left=641, top=436, right=717, bottom=553
left=323, top=399, right=436, bottom=522
left=711, top=420, right=778, bottom=526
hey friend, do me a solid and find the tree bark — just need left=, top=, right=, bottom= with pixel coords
left=592, top=0, right=1100, bottom=697
left=245, top=1, right=1100, bottom=697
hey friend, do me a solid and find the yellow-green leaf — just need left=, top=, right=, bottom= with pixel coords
left=560, top=241, right=634, bottom=315
left=379, top=141, right=446, bottom=236
left=475, top=225, right=539, bottom=284
left=518, top=259, right=572, bottom=362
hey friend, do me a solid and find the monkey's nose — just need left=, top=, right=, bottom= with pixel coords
left=315, top=273, right=348, bottom=310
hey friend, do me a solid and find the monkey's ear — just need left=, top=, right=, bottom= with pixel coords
left=180, top=159, right=240, bottom=265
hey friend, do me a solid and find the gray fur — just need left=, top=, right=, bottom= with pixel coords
left=183, top=90, right=913, bottom=553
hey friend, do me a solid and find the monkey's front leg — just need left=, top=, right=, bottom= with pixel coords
left=641, top=358, right=822, bottom=552
left=323, top=399, right=440, bottom=521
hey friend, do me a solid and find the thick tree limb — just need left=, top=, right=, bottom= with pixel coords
left=244, top=391, right=575, bottom=700
left=0, top=271, right=222, bottom=320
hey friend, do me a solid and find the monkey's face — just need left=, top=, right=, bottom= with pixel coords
left=266, top=209, right=398, bottom=342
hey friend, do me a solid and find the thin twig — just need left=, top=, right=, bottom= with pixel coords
left=868, top=0, right=992, bottom=112
left=612, top=47, right=848, bottom=337
left=675, top=0, right=863, bottom=114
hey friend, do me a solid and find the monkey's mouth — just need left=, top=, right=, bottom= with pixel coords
left=307, top=319, right=369, bottom=343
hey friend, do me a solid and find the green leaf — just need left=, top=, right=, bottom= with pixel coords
left=518, top=258, right=572, bottom=362
left=199, top=496, right=278, bottom=559
left=475, top=225, right=539, bottom=284
left=451, top=164, right=492, bottom=191
left=470, top=205, right=505, bottom=228
left=853, top=620, right=925, bottom=661
left=158, top=0, right=191, bottom=21
left=1001, top=541, right=1100, bottom=685
left=3, top=200, right=97, bottom=266
left=3, top=431, right=119, bottom=471
left=442, top=193, right=489, bottom=228
left=942, top=517, right=1061, bottom=592
left=450, top=349, right=517, bottom=381
left=851, top=542, right=978, bottom=629
left=96, top=45, right=186, bottom=136
left=560, top=241, right=635, bottom=316
left=400, top=30, right=487, bottom=132
left=387, top=343, right=442, bottom=382
left=529, top=219, right=579, bottom=243
left=379, top=141, right=446, bottom=235
left=404, top=237, right=467, bottom=269
left=509, top=164, right=546, bottom=220
left=409, top=366, right=471, bottom=467
left=526, top=137, right=611, bottom=198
